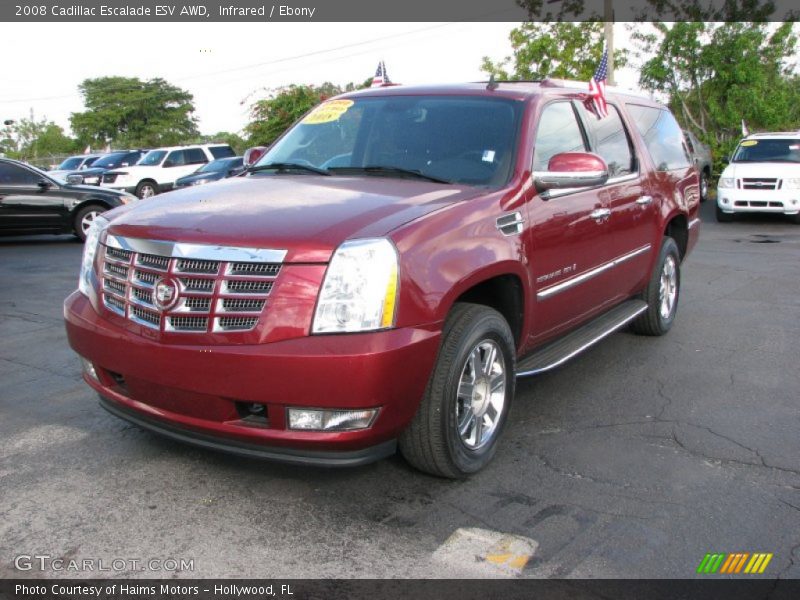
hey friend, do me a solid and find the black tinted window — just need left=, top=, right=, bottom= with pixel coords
left=166, top=150, right=187, bottom=166
left=576, top=103, right=635, bottom=177
left=628, top=105, right=690, bottom=171
left=209, top=146, right=235, bottom=159
left=0, top=162, right=42, bottom=185
left=533, top=102, right=587, bottom=171
left=185, top=148, right=208, bottom=164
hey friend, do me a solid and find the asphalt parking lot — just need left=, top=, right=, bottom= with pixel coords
left=1, top=199, right=798, bottom=580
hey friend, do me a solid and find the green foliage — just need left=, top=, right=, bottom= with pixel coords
left=70, top=77, right=199, bottom=149
left=1, top=116, right=77, bottom=160
left=481, top=22, right=627, bottom=81
left=635, top=22, right=800, bottom=176
left=244, top=82, right=361, bottom=146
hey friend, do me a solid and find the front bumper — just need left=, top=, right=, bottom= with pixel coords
left=64, top=291, right=441, bottom=465
left=717, top=188, right=800, bottom=215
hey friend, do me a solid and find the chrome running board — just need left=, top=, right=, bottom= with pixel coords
left=516, top=299, right=648, bottom=378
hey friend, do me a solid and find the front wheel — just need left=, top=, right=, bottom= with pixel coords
left=631, top=237, right=681, bottom=336
left=399, top=303, right=515, bottom=478
left=135, top=180, right=158, bottom=199
left=73, top=204, right=107, bottom=242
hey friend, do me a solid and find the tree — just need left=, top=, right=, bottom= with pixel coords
left=634, top=22, right=800, bottom=173
left=0, top=115, right=77, bottom=160
left=481, top=22, right=627, bottom=81
left=245, top=82, right=350, bottom=146
left=70, top=77, right=199, bottom=149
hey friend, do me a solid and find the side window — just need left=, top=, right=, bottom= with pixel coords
left=533, top=102, right=587, bottom=171
left=628, top=105, right=691, bottom=171
left=576, top=103, right=635, bottom=177
left=185, top=148, right=208, bottom=165
left=166, top=150, right=187, bottom=167
left=0, top=162, right=41, bottom=186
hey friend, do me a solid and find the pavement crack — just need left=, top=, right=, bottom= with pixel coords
left=0, top=357, right=80, bottom=382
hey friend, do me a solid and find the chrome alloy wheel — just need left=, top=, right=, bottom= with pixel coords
left=80, top=209, right=102, bottom=236
left=659, top=255, right=678, bottom=320
left=139, top=184, right=156, bottom=198
left=455, top=339, right=507, bottom=450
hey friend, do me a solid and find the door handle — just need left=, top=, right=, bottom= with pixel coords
left=590, top=208, right=611, bottom=221
left=636, top=196, right=653, bottom=205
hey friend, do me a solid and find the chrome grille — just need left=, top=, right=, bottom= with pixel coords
left=99, top=239, right=284, bottom=334
left=741, top=178, right=780, bottom=190
left=224, top=280, right=273, bottom=294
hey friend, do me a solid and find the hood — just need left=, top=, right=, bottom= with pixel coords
left=106, top=175, right=482, bottom=263
left=722, top=162, right=800, bottom=178
left=65, top=183, right=131, bottom=197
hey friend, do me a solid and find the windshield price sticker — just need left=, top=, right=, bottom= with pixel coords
left=302, top=100, right=354, bottom=125
left=740, top=140, right=758, bottom=147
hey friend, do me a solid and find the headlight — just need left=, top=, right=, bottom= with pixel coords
left=191, top=178, right=212, bottom=186
left=119, top=192, right=138, bottom=204
left=718, top=177, right=735, bottom=188
left=78, top=216, right=109, bottom=297
left=312, top=238, right=399, bottom=334
left=785, top=178, right=800, bottom=190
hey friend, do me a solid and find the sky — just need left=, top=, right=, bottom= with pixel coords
left=0, top=22, right=640, bottom=137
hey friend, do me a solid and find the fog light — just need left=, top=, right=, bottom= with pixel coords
left=287, top=408, right=379, bottom=431
left=81, top=358, right=98, bottom=382
left=721, top=197, right=729, bottom=205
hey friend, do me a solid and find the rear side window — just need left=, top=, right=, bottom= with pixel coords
left=185, top=148, right=208, bottom=165
left=576, top=103, right=635, bottom=177
left=533, top=102, right=587, bottom=171
left=166, top=150, right=187, bottom=166
left=628, top=105, right=690, bottom=171
left=209, top=145, right=235, bottom=159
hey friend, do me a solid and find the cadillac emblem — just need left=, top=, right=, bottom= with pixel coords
left=153, top=277, right=180, bottom=311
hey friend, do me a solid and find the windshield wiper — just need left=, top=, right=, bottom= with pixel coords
left=248, top=162, right=330, bottom=176
left=330, top=165, right=452, bottom=184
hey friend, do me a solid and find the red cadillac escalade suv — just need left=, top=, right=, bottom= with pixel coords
left=64, top=81, right=700, bottom=478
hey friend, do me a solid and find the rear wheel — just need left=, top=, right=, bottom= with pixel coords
left=699, top=171, right=709, bottom=202
left=399, top=303, right=515, bottom=478
left=73, top=204, right=107, bottom=242
left=631, top=237, right=681, bottom=337
left=716, top=205, right=734, bottom=222
left=135, top=180, right=158, bottom=199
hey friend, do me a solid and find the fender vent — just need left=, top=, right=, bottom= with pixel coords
left=496, top=212, right=524, bottom=236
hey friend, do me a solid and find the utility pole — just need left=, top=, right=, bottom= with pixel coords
left=604, top=0, right=615, bottom=85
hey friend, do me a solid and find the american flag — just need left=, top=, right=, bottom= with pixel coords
left=587, top=46, right=609, bottom=119
left=371, top=61, right=390, bottom=87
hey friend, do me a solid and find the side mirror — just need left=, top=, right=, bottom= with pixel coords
left=243, top=146, right=267, bottom=167
left=534, top=152, right=609, bottom=193
left=66, top=174, right=83, bottom=185
left=37, top=179, right=51, bottom=190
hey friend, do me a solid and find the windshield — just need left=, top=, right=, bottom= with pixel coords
left=197, top=157, right=240, bottom=173
left=138, top=150, right=167, bottom=166
left=92, top=153, right=129, bottom=169
left=732, top=138, right=800, bottom=163
left=255, top=95, right=523, bottom=187
left=57, top=157, right=82, bottom=171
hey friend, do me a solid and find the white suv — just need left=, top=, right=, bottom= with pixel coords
left=100, top=144, right=235, bottom=198
left=716, top=132, right=800, bottom=223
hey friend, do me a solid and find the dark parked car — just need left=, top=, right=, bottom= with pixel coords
left=174, top=156, right=244, bottom=188
left=683, top=129, right=712, bottom=201
left=0, top=158, right=137, bottom=241
left=65, top=150, right=149, bottom=186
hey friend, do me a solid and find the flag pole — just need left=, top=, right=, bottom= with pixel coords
left=604, top=0, right=615, bottom=86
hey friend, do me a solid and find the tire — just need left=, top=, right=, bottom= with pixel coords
left=699, top=171, right=709, bottom=202
left=135, top=180, right=158, bottom=199
left=716, top=205, right=734, bottom=222
left=399, top=303, right=516, bottom=478
left=631, top=237, right=681, bottom=337
left=73, top=204, right=107, bottom=242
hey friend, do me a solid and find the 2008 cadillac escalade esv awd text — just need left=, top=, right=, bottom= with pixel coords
left=64, top=81, right=700, bottom=478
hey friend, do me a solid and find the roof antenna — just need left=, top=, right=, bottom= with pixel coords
left=487, top=74, right=498, bottom=91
